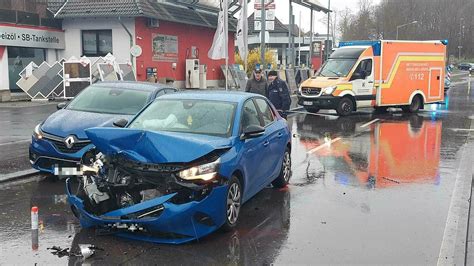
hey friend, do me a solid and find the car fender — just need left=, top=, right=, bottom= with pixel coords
left=337, top=90, right=356, bottom=98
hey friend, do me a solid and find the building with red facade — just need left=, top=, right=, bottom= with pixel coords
left=0, top=0, right=237, bottom=101
left=51, top=0, right=236, bottom=88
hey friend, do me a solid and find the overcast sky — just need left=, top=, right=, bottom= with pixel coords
left=246, top=0, right=381, bottom=33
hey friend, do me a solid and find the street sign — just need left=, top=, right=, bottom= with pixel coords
left=254, top=21, right=275, bottom=31
left=254, top=9, right=275, bottom=20
left=254, top=0, right=275, bottom=10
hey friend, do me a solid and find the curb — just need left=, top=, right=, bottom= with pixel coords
left=438, top=118, right=474, bottom=265
left=0, top=169, right=39, bottom=183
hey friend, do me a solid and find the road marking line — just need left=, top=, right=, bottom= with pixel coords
left=287, top=110, right=338, bottom=118
left=0, top=139, right=30, bottom=147
left=449, top=128, right=474, bottom=132
left=360, top=118, right=380, bottom=128
left=306, top=137, right=342, bottom=155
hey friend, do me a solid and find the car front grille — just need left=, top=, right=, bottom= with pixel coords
left=48, top=138, right=91, bottom=153
left=301, top=87, right=322, bottom=96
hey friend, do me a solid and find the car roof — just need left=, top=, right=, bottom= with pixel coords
left=92, top=81, right=175, bottom=92
left=157, top=90, right=258, bottom=103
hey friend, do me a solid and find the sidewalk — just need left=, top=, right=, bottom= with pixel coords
left=463, top=118, right=474, bottom=266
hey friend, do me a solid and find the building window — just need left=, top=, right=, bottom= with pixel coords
left=82, top=30, right=113, bottom=57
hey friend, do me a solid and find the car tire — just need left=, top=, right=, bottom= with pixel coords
left=336, top=97, right=355, bottom=116
left=402, top=95, right=423, bottom=113
left=305, top=107, right=320, bottom=113
left=221, top=176, right=242, bottom=231
left=272, top=148, right=291, bottom=188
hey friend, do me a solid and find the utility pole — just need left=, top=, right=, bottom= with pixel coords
left=459, top=18, right=464, bottom=61
left=260, top=0, right=266, bottom=68
left=326, top=0, right=331, bottom=61
left=309, top=7, right=313, bottom=67
left=289, top=0, right=294, bottom=68
left=298, top=10, right=301, bottom=67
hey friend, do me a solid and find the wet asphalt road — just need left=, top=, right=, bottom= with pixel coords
left=0, top=102, right=58, bottom=174
left=0, top=78, right=473, bottom=265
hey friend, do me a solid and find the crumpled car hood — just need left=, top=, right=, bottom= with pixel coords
left=85, top=127, right=232, bottom=163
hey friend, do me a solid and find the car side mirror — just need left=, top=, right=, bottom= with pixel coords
left=350, top=72, right=363, bottom=81
left=57, top=102, right=67, bottom=110
left=241, top=125, right=265, bottom=139
left=113, top=118, right=128, bottom=128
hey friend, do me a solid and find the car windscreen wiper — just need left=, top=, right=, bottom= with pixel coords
left=324, top=69, right=341, bottom=77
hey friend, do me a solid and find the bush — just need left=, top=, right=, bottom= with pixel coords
left=235, top=48, right=278, bottom=76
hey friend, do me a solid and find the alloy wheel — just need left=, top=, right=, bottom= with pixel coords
left=282, top=151, right=291, bottom=183
left=227, top=183, right=241, bottom=225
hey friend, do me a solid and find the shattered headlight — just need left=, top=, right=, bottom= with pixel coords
left=178, top=158, right=220, bottom=181
left=33, top=124, right=43, bottom=140
left=322, top=86, right=337, bottom=95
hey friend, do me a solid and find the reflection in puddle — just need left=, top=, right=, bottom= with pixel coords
left=296, top=114, right=442, bottom=189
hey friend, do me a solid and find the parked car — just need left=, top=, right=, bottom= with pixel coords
left=30, top=81, right=176, bottom=174
left=444, top=76, right=451, bottom=92
left=445, top=66, right=452, bottom=92
left=458, top=63, right=474, bottom=71
left=66, top=91, right=292, bottom=244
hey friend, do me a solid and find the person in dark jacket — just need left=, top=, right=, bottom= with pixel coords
left=267, top=70, right=291, bottom=118
left=245, top=69, right=268, bottom=96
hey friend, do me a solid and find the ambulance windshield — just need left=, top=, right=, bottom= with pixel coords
left=318, top=59, right=358, bottom=77
left=316, top=47, right=367, bottom=78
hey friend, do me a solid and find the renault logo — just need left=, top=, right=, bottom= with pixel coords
left=64, top=136, right=76, bottom=149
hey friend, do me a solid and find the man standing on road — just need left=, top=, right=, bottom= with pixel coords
left=267, top=70, right=291, bottom=118
left=245, top=69, right=268, bottom=97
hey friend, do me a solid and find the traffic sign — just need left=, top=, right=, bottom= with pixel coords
left=254, top=9, right=275, bottom=20
left=254, top=0, right=275, bottom=10
left=254, top=21, right=275, bottom=31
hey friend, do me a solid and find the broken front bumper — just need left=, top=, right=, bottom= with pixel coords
left=66, top=178, right=227, bottom=244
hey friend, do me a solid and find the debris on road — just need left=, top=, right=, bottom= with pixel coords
left=47, top=244, right=104, bottom=259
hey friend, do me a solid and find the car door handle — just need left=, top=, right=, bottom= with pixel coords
left=277, top=132, right=283, bottom=138
left=263, top=140, right=270, bottom=147
left=367, top=81, right=374, bottom=84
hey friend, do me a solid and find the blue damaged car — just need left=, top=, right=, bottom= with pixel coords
left=29, top=81, right=176, bottom=175
left=66, top=91, right=292, bottom=244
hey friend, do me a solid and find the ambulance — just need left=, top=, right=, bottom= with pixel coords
left=297, top=40, right=448, bottom=116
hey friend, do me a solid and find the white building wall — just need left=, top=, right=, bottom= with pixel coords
left=60, top=17, right=135, bottom=63
left=46, top=49, right=59, bottom=64
left=0, top=48, right=11, bottom=101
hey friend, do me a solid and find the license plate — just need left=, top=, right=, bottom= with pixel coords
left=54, top=165, right=81, bottom=176
left=303, top=101, right=313, bottom=106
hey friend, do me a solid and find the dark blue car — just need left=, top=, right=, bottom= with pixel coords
left=30, top=81, right=176, bottom=174
left=66, top=91, right=292, bottom=244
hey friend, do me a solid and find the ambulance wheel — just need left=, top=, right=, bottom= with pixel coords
left=336, top=97, right=355, bottom=116
left=402, top=95, right=423, bottom=113
left=305, top=107, right=320, bottom=113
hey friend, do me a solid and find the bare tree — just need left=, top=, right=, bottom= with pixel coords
left=337, top=0, right=474, bottom=59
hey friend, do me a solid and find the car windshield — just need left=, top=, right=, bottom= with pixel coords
left=67, top=86, right=152, bottom=115
left=129, top=99, right=236, bottom=137
left=317, top=59, right=357, bottom=77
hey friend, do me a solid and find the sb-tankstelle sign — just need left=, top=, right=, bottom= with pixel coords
left=0, top=25, right=65, bottom=50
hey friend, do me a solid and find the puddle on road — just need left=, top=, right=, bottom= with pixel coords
left=0, top=176, right=295, bottom=265
left=0, top=180, right=80, bottom=264
left=291, top=114, right=443, bottom=189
